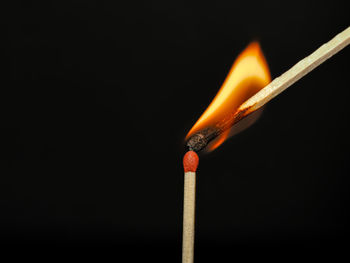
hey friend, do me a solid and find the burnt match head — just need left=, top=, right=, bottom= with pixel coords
left=187, top=133, right=207, bottom=152
left=186, top=108, right=252, bottom=152
left=186, top=127, right=219, bottom=152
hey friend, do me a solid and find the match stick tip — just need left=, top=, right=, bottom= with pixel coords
left=183, top=151, right=199, bottom=172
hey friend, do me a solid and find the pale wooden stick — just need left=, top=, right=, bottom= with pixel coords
left=182, top=151, right=199, bottom=263
left=237, top=26, right=350, bottom=117
left=182, top=171, right=196, bottom=263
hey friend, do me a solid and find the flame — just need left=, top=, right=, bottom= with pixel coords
left=186, top=42, right=271, bottom=151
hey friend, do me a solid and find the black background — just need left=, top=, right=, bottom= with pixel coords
left=4, top=0, right=350, bottom=261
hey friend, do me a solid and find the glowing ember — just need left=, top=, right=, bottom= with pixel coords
left=186, top=42, right=271, bottom=151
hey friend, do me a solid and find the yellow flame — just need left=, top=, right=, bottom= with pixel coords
left=186, top=42, right=271, bottom=151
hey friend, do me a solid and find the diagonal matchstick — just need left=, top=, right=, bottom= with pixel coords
left=187, top=26, right=350, bottom=152
left=236, top=26, right=350, bottom=120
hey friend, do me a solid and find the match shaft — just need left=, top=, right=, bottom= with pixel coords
left=187, top=26, right=350, bottom=152
left=182, top=171, right=196, bottom=263
left=238, top=26, right=350, bottom=115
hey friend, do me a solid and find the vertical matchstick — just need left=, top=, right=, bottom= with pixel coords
left=182, top=151, right=199, bottom=263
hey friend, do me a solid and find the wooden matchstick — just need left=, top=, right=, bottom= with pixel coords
left=237, top=26, right=350, bottom=118
left=187, top=26, right=350, bottom=152
left=182, top=151, right=199, bottom=263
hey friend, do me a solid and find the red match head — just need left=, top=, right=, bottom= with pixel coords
left=183, top=151, right=199, bottom=172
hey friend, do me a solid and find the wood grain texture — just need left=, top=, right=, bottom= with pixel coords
left=182, top=171, right=196, bottom=263
left=238, top=26, right=350, bottom=116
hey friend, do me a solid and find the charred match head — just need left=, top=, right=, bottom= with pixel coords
left=186, top=107, right=253, bottom=152
left=186, top=127, right=219, bottom=152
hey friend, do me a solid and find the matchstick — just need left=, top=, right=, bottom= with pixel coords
left=182, top=151, right=199, bottom=263
left=237, top=26, right=350, bottom=118
left=187, top=26, right=350, bottom=151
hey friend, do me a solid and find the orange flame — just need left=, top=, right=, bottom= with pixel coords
left=186, top=42, right=271, bottom=151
